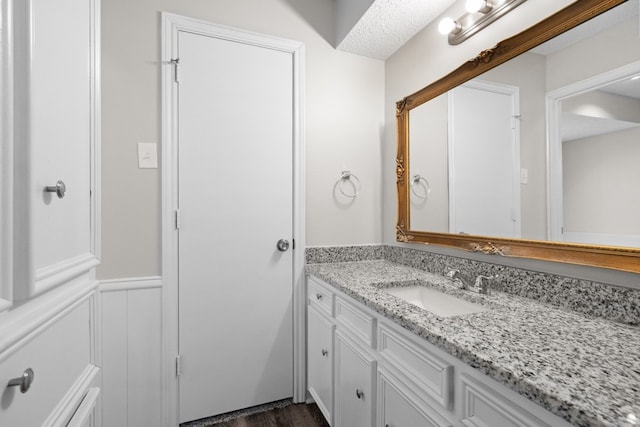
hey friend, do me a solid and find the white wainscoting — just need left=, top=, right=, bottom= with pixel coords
left=100, top=277, right=162, bottom=427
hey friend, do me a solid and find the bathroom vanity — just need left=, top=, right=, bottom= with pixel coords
left=306, top=259, right=640, bottom=427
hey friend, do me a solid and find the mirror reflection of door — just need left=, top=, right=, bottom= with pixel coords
left=448, top=81, right=521, bottom=238
left=548, top=63, right=640, bottom=248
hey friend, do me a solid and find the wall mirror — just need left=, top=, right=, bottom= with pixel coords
left=396, top=0, right=640, bottom=273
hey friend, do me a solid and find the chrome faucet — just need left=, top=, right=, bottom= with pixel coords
left=446, top=269, right=493, bottom=295
left=446, top=269, right=472, bottom=288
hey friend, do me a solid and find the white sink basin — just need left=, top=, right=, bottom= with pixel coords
left=383, top=285, right=489, bottom=317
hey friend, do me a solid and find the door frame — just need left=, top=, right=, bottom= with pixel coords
left=160, top=13, right=306, bottom=426
left=447, top=79, right=521, bottom=237
left=546, top=60, right=640, bottom=242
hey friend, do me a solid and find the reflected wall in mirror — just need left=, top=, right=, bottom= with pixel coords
left=397, top=0, right=640, bottom=273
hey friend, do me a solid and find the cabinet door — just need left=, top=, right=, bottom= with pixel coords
left=379, top=369, right=452, bottom=427
left=308, top=304, right=334, bottom=425
left=334, top=330, right=376, bottom=427
left=13, top=0, right=100, bottom=299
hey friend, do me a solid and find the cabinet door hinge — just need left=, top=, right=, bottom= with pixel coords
left=176, top=355, right=182, bottom=377
left=175, top=209, right=180, bottom=230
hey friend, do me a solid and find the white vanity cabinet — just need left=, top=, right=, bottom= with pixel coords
left=0, top=0, right=102, bottom=425
left=306, top=276, right=572, bottom=427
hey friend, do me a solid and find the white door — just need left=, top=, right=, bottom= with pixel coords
left=448, top=81, right=521, bottom=238
left=177, top=30, right=294, bottom=423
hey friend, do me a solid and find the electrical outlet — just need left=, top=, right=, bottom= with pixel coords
left=138, top=143, right=158, bottom=169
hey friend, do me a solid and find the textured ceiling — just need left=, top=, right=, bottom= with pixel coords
left=336, top=0, right=456, bottom=60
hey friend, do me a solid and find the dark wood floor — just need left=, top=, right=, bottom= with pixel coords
left=209, top=403, right=329, bottom=427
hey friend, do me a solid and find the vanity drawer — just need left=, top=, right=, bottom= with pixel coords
left=459, top=374, right=560, bottom=427
left=335, top=295, right=376, bottom=348
left=308, top=277, right=334, bottom=316
left=0, top=298, right=93, bottom=427
left=378, top=323, right=454, bottom=410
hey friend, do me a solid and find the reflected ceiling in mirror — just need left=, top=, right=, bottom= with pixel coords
left=396, top=0, right=640, bottom=273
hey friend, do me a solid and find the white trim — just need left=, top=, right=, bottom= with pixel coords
left=66, top=387, right=100, bottom=427
left=0, top=278, right=98, bottom=360
left=161, top=13, right=306, bottom=425
left=448, top=79, right=521, bottom=237
left=42, top=365, right=100, bottom=427
left=0, top=0, right=14, bottom=310
left=161, top=13, right=180, bottom=427
left=99, top=276, right=162, bottom=292
left=89, top=0, right=101, bottom=263
left=33, top=253, right=100, bottom=297
left=546, top=60, right=640, bottom=241
left=291, top=37, right=307, bottom=405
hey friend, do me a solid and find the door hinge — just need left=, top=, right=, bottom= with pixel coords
left=292, top=239, right=296, bottom=250
left=512, top=114, right=521, bottom=130
left=175, top=209, right=181, bottom=230
left=170, top=58, right=180, bottom=83
left=176, top=355, right=182, bottom=377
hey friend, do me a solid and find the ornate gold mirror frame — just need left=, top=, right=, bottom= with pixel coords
left=396, top=0, right=640, bottom=273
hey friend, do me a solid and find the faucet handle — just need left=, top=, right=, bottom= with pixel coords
left=474, top=275, right=494, bottom=294
left=445, top=269, right=460, bottom=278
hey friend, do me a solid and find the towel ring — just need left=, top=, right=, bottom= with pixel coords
left=411, top=175, right=430, bottom=199
left=338, top=171, right=361, bottom=198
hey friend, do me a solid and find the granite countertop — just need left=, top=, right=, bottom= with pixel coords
left=306, top=259, right=640, bottom=427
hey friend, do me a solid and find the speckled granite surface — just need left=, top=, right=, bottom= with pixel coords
left=305, top=245, right=384, bottom=264
left=306, top=244, right=640, bottom=325
left=306, top=259, right=640, bottom=427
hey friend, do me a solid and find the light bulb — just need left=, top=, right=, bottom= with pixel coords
left=466, top=0, right=492, bottom=13
left=438, top=17, right=460, bottom=35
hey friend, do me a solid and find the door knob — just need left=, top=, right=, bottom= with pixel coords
left=7, top=368, right=34, bottom=393
left=45, top=180, right=66, bottom=199
left=276, top=239, right=290, bottom=252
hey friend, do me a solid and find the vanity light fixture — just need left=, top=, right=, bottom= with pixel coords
left=465, top=0, right=492, bottom=14
left=438, top=0, right=527, bottom=45
left=438, top=17, right=461, bottom=35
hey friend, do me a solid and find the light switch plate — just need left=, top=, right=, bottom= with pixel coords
left=138, top=143, right=158, bottom=169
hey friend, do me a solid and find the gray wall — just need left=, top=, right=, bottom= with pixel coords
left=100, top=0, right=385, bottom=279
left=564, top=127, right=640, bottom=235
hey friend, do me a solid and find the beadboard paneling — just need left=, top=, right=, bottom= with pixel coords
left=100, top=277, right=162, bottom=427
